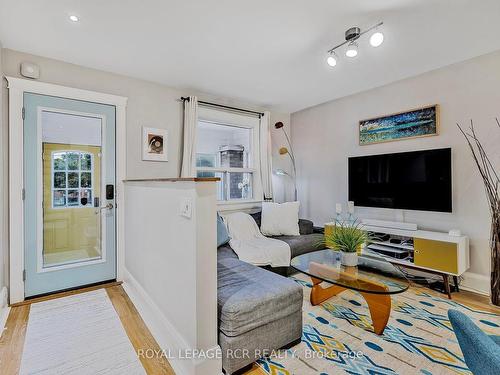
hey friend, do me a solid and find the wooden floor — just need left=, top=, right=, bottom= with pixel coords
left=0, top=283, right=175, bottom=375
left=0, top=283, right=498, bottom=375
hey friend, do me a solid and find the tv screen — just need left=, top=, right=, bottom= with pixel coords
left=348, top=148, right=452, bottom=212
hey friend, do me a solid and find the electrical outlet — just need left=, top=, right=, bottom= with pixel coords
left=179, top=197, right=192, bottom=219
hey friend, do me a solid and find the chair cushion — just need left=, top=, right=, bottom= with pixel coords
left=217, top=254, right=303, bottom=337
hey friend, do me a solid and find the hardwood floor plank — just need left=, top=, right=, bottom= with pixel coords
left=106, top=286, right=176, bottom=375
left=0, top=304, right=30, bottom=375
left=10, top=281, right=122, bottom=307
left=411, top=283, right=500, bottom=313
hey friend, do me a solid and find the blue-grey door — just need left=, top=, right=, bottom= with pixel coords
left=24, top=93, right=116, bottom=297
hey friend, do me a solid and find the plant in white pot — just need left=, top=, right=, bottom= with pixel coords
left=320, top=220, right=368, bottom=266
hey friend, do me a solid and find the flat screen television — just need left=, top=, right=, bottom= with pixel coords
left=348, top=148, right=452, bottom=213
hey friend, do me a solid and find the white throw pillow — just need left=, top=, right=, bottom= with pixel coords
left=261, top=201, right=300, bottom=236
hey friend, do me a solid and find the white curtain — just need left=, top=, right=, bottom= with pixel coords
left=180, top=96, right=198, bottom=177
left=259, top=111, right=273, bottom=200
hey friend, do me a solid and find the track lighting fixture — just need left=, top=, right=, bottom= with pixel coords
left=326, top=22, right=384, bottom=67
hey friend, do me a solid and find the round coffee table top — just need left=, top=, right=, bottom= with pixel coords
left=291, top=249, right=410, bottom=295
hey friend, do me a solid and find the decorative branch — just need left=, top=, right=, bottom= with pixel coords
left=457, top=119, right=500, bottom=305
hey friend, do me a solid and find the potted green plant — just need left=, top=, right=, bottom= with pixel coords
left=320, top=220, right=369, bottom=266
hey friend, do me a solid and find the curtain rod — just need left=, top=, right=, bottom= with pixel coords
left=180, top=97, right=264, bottom=118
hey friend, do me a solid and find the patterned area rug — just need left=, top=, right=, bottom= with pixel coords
left=257, top=273, right=500, bottom=375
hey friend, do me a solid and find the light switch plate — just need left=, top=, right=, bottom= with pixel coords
left=179, top=197, right=192, bottom=219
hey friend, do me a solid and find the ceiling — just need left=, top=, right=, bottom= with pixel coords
left=1, top=0, right=500, bottom=113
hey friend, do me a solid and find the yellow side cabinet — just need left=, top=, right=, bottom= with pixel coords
left=414, top=238, right=458, bottom=274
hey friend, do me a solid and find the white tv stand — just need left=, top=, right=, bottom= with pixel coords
left=324, top=222, right=470, bottom=299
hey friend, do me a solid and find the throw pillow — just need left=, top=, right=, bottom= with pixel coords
left=217, top=214, right=230, bottom=247
left=260, top=201, right=300, bottom=236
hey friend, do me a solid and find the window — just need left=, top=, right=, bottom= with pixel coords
left=196, top=110, right=262, bottom=203
left=52, top=151, right=94, bottom=208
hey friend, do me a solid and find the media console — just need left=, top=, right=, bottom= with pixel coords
left=324, top=222, right=470, bottom=299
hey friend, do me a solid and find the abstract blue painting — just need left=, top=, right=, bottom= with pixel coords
left=359, top=105, right=438, bottom=145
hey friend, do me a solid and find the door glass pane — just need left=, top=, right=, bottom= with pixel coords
left=81, top=172, right=92, bottom=188
left=68, top=172, right=79, bottom=188
left=41, top=110, right=103, bottom=267
left=53, top=172, right=66, bottom=188
left=67, top=153, right=79, bottom=170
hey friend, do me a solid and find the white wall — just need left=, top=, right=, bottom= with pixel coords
left=0, top=41, right=7, bottom=313
left=291, top=50, right=500, bottom=294
left=123, top=180, right=220, bottom=375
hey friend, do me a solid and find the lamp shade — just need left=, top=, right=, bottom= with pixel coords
left=275, top=121, right=284, bottom=129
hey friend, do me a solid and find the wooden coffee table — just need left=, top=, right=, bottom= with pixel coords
left=291, top=249, right=410, bottom=335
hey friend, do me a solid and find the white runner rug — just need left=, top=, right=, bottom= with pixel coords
left=20, top=289, right=146, bottom=375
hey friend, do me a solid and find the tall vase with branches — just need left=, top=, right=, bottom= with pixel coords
left=457, top=119, right=500, bottom=305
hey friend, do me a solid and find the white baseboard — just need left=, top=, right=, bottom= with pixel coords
left=0, top=286, right=10, bottom=335
left=122, top=269, right=222, bottom=375
left=460, top=271, right=490, bottom=296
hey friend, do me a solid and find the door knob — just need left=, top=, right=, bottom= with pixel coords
left=95, top=203, right=113, bottom=214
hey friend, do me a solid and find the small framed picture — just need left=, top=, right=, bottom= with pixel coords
left=142, top=127, right=168, bottom=161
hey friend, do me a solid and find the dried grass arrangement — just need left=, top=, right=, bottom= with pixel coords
left=457, top=119, right=500, bottom=305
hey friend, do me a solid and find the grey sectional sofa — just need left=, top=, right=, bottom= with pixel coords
left=217, top=213, right=322, bottom=374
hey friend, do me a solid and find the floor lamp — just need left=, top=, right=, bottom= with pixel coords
left=274, top=122, right=298, bottom=201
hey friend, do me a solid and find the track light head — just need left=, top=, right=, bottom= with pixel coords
left=326, top=52, right=337, bottom=67
left=345, top=41, right=358, bottom=58
left=370, top=31, right=384, bottom=47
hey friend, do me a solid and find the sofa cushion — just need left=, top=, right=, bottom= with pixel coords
left=217, top=254, right=303, bottom=337
left=251, top=211, right=313, bottom=236
left=278, top=233, right=324, bottom=258
left=217, top=244, right=239, bottom=260
left=217, top=214, right=230, bottom=247
left=261, top=202, right=300, bottom=236
left=298, top=219, right=314, bottom=235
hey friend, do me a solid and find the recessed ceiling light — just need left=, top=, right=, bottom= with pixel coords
left=69, top=15, right=79, bottom=22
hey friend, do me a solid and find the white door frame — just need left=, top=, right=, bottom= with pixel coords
left=6, top=76, right=128, bottom=304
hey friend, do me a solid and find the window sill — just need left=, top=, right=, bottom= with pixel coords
left=217, top=200, right=262, bottom=212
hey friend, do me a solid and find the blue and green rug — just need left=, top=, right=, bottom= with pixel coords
left=256, top=273, right=500, bottom=375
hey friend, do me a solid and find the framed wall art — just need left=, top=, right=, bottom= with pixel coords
left=359, top=105, right=439, bottom=145
left=142, top=127, right=168, bottom=161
